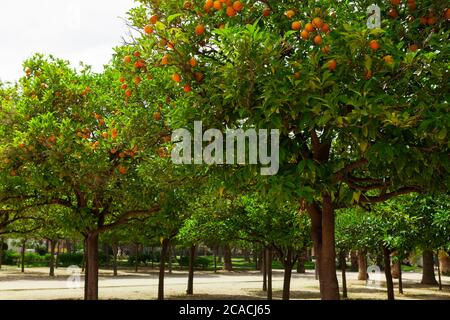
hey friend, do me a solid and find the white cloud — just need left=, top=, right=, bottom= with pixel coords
left=0, top=0, right=136, bottom=82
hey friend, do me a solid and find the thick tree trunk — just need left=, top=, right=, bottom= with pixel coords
left=436, top=252, right=442, bottom=291
left=350, top=250, right=358, bottom=271
left=297, top=249, right=307, bottom=273
left=398, top=259, right=403, bottom=294
left=282, top=248, right=293, bottom=300
left=266, top=247, right=272, bottom=300
left=262, top=247, right=267, bottom=291
left=340, top=251, right=347, bottom=299
left=85, top=232, right=99, bottom=300
left=223, top=244, right=232, bottom=271
left=213, top=246, right=217, bottom=273
left=49, top=240, right=56, bottom=277
left=421, top=249, right=438, bottom=285
left=358, top=251, right=368, bottom=280
left=383, top=246, right=394, bottom=300
left=158, top=238, right=170, bottom=300
left=439, top=251, right=450, bottom=275
left=186, top=245, right=196, bottom=295
left=319, top=195, right=340, bottom=300
left=134, top=243, right=139, bottom=273
left=112, top=242, right=118, bottom=276
left=21, top=241, right=26, bottom=273
left=0, top=237, right=3, bottom=269
left=83, top=237, right=88, bottom=299
left=307, top=204, right=322, bottom=284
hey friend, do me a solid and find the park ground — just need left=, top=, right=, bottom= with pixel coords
left=0, top=266, right=449, bottom=300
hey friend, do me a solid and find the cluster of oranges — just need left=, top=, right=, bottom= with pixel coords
left=388, top=0, right=417, bottom=17
left=204, top=0, right=244, bottom=17
left=294, top=14, right=330, bottom=47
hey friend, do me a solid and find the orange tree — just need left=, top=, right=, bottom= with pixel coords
left=128, top=0, right=449, bottom=299
left=0, top=54, right=178, bottom=299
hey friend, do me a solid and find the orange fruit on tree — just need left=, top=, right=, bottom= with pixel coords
left=369, top=40, right=380, bottom=51
left=184, top=1, right=192, bottom=9
left=427, top=16, right=436, bottom=25
left=121, top=83, right=128, bottom=90
left=111, top=128, right=118, bottom=140
left=226, top=6, right=237, bottom=17
left=294, top=72, right=301, bottom=80
left=312, top=17, right=323, bottom=29
left=125, top=89, right=132, bottom=97
left=134, top=59, right=146, bottom=68
left=313, top=34, right=323, bottom=45
left=233, top=1, right=243, bottom=11
left=327, top=59, right=337, bottom=71
left=101, top=132, right=108, bottom=139
left=161, top=54, right=170, bottom=65
left=144, top=25, right=154, bottom=34
left=321, top=23, right=330, bottom=33
left=172, top=73, right=182, bottom=83
left=118, top=165, right=127, bottom=175
left=388, top=8, right=398, bottom=18
left=123, top=55, right=132, bottom=64
left=119, top=76, right=125, bottom=83
left=134, top=77, right=142, bottom=85
left=321, top=45, right=330, bottom=54
left=409, top=44, right=419, bottom=52
left=391, top=0, right=401, bottom=5
left=419, top=16, right=428, bottom=25
left=262, top=7, right=271, bottom=17
left=184, top=85, right=191, bottom=93
left=194, top=72, right=204, bottom=82
left=300, top=30, right=309, bottom=40
left=286, top=10, right=295, bottom=19
left=305, top=23, right=314, bottom=32
left=445, top=8, right=450, bottom=20
left=195, top=24, right=206, bottom=35
left=150, top=15, right=158, bottom=24
left=383, top=55, right=394, bottom=65
left=292, top=21, right=301, bottom=30
left=408, top=2, right=416, bottom=11
left=189, top=57, right=197, bottom=67
left=133, top=51, right=141, bottom=57
left=153, top=111, right=162, bottom=121
left=204, top=0, right=214, bottom=11
left=213, top=0, right=222, bottom=10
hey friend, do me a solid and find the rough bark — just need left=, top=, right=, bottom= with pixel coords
left=358, top=251, right=368, bottom=280
left=319, top=195, right=340, bottom=300
left=49, top=240, right=56, bottom=277
left=282, top=248, right=293, bottom=300
left=186, top=245, right=196, bottom=295
left=223, top=244, right=232, bottom=271
left=0, top=237, right=3, bottom=269
left=383, top=246, right=395, bottom=300
left=85, top=232, right=99, bottom=300
left=21, top=241, right=26, bottom=273
left=421, top=249, right=438, bottom=285
left=340, top=251, right=347, bottom=299
left=297, top=249, right=307, bottom=273
left=158, top=238, right=170, bottom=300
left=112, top=242, right=118, bottom=276
left=266, top=247, right=272, bottom=300
left=262, top=247, right=267, bottom=291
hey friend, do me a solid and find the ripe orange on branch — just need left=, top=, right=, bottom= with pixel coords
left=312, top=17, right=323, bottom=29
left=144, top=25, right=154, bottom=34
left=125, top=89, right=132, bottom=97
left=150, top=15, right=158, bottom=24
left=285, top=10, right=295, bottom=19
left=327, top=59, right=337, bottom=71
left=369, top=40, right=380, bottom=51
left=172, top=73, right=182, bottom=83
left=232, top=1, right=244, bottom=12
left=292, top=21, right=302, bottom=30
left=123, top=56, right=132, bottom=64
left=305, top=23, right=314, bottom=32
left=226, top=6, right=237, bottom=17
left=195, top=24, right=206, bottom=36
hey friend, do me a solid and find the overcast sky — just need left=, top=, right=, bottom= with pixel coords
left=0, top=0, right=136, bottom=83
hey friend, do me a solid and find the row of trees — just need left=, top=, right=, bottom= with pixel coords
left=1, top=0, right=449, bottom=300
